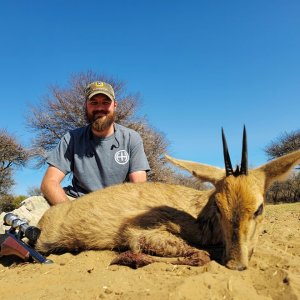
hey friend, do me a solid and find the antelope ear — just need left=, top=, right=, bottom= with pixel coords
left=254, top=150, right=300, bottom=189
left=165, top=154, right=225, bottom=186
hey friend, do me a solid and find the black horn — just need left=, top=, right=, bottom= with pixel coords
left=222, top=128, right=233, bottom=176
left=240, top=125, right=248, bottom=175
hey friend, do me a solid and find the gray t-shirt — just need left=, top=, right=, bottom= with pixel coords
left=46, top=123, right=150, bottom=197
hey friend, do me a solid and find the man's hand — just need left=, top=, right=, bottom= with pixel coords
left=40, top=166, right=70, bottom=205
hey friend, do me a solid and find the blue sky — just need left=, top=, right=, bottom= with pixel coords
left=0, top=1, right=299, bottom=195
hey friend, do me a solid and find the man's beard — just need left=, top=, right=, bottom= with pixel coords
left=86, top=110, right=115, bottom=132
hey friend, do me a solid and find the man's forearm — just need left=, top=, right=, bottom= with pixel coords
left=129, top=171, right=147, bottom=183
left=41, top=181, right=70, bottom=205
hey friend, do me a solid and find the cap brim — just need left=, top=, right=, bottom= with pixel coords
left=87, top=91, right=115, bottom=101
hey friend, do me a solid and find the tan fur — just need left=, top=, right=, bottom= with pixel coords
left=35, top=149, right=300, bottom=270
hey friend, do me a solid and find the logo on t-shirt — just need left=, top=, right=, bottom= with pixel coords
left=114, top=150, right=129, bottom=165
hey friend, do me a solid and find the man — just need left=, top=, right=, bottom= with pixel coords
left=0, top=81, right=150, bottom=231
left=41, top=81, right=150, bottom=205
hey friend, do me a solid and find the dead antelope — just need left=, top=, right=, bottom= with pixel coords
left=35, top=128, right=300, bottom=270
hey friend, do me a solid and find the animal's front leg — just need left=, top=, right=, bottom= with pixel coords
left=110, top=251, right=155, bottom=269
left=111, top=228, right=210, bottom=268
left=132, top=229, right=205, bottom=258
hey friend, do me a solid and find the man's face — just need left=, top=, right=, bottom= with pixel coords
left=85, top=94, right=117, bottom=132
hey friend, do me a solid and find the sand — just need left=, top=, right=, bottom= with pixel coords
left=0, top=202, right=299, bottom=300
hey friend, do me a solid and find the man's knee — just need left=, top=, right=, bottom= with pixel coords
left=20, top=196, right=50, bottom=211
left=0, top=196, right=51, bottom=233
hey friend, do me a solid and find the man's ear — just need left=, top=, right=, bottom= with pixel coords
left=114, top=100, right=117, bottom=108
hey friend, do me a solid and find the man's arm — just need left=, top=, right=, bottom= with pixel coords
left=40, top=166, right=70, bottom=205
left=128, top=171, right=147, bottom=183
left=127, top=132, right=150, bottom=183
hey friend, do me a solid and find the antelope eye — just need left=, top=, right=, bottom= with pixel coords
left=253, top=204, right=264, bottom=218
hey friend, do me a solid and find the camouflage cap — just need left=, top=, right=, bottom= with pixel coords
left=85, top=81, right=115, bottom=101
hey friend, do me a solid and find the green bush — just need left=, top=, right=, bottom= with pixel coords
left=0, top=194, right=27, bottom=213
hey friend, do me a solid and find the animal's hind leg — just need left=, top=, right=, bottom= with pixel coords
left=111, top=228, right=210, bottom=268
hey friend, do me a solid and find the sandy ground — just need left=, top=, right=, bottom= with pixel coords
left=0, top=202, right=299, bottom=300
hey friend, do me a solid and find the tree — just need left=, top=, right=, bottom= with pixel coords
left=266, top=172, right=300, bottom=203
left=264, top=129, right=300, bottom=203
left=0, top=194, right=27, bottom=212
left=265, top=129, right=300, bottom=160
left=27, top=185, right=42, bottom=196
left=27, top=71, right=202, bottom=187
left=0, top=129, right=29, bottom=195
left=0, top=129, right=30, bottom=211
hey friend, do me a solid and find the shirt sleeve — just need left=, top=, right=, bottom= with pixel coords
left=129, top=132, right=150, bottom=173
left=46, top=132, right=73, bottom=174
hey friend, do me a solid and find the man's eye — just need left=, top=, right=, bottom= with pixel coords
left=253, top=204, right=264, bottom=218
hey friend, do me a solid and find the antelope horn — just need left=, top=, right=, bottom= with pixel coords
left=222, top=128, right=233, bottom=176
left=240, top=125, right=248, bottom=175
